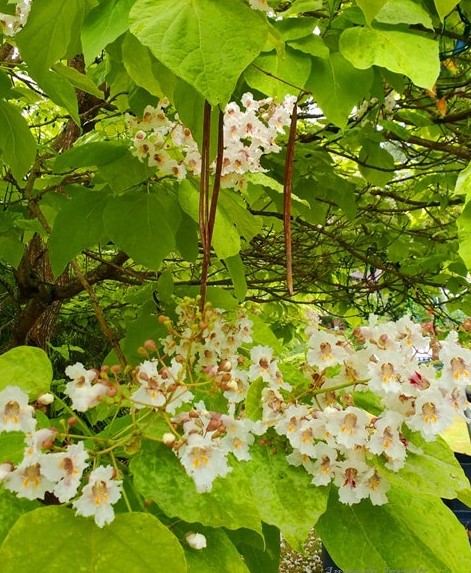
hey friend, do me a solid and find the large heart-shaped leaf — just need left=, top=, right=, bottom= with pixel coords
left=129, top=0, right=268, bottom=106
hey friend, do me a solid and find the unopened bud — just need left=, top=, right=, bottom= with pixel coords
left=137, top=346, right=147, bottom=356
left=67, top=417, right=77, bottom=426
left=185, top=532, right=207, bottom=550
left=144, top=339, right=157, bottom=351
left=37, top=393, right=54, bottom=406
left=219, top=359, right=232, bottom=372
left=111, top=365, right=121, bottom=374
left=162, top=432, right=176, bottom=446
left=107, top=386, right=118, bottom=398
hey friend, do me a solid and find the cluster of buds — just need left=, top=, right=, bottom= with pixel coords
left=127, top=93, right=296, bottom=192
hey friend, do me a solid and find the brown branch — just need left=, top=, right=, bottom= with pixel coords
left=70, top=260, right=127, bottom=368
left=383, top=130, right=471, bottom=160
left=283, top=97, right=299, bottom=296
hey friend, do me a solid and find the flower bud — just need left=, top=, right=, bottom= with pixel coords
left=185, top=532, right=207, bottom=550
left=37, top=393, right=54, bottom=406
left=162, top=432, right=176, bottom=447
left=144, top=339, right=157, bottom=351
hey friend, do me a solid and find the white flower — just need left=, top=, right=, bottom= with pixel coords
left=307, top=331, right=348, bottom=370
left=367, top=411, right=407, bottom=470
left=439, top=332, right=471, bottom=388
left=220, top=416, right=254, bottom=461
left=0, top=386, right=36, bottom=433
left=5, top=459, right=55, bottom=500
left=65, top=380, right=107, bottom=412
left=310, top=442, right=338, bottom=487
left=178, top=434, right=232, bottom=493
left=333, top=456, right=371, bottom=505
left=363, top=467, right=390, bottom=505
left=186, top=532, right=207, bottom=550
left=405, top=389, right=455, bottom=440
left=40, top=442, right=89, bottom=502
left=324, top=406, right=370, bottom=449
left=248, top=346, right=290, bottom=390
left=367, top=350, right=412, bottom=396
left=65, top=362, right=97, bottom=385
left=73, top=465, right=122, bottom=527
left=64, top=363, right=106, bottom=412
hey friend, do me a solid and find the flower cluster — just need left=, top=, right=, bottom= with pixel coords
left=127, top=93, right=296, bottom=192
left=1, top=301, right=470, bottom=527
left=0, top=386, right=122, bottom=527
left=147, top=304, right=470, bottom=504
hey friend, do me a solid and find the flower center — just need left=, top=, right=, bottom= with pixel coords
left=421, top=402, right=438, bottom=424
left=92, top=480, right=109, bottom=505
left=22, top=464, right=42, bottom=488
left=4, top=400, right=20, bottom=424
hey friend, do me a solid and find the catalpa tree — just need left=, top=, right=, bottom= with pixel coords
left=1, top=1, right=471, bottom=572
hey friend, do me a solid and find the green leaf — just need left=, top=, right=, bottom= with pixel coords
left=82, top=0, right=136, bottom=65
left=178, top=180, right=241, bottom=259
left=385, top=433, right=471, bottom=500
left=228, top=523, right=280, bottom=573
left=0, top=507, right=187, bottom=573
left=317, top=488, right=471, bottom=572
left=105, top=315, right=167, bottom=367
left=0, top=235, right=24, bottom=268
left=173, top=79, right=220, bottom=155
left=122, top=32, right=175, bottom=98
left=359, top=141, right=395, bottom=186
left=339, top=26, right=440, bottom=90
left=0, top=101, right=37, bottom=181
left=156, top=269, right=174, bottom=304
left=245, top=378, right=266, bottom=422
left=0, top=346, right=52, bottom=399
left=225, top=254, right=247, bottom=301
left=0, top=69, right=12, bottom=98
left=131, top=440, right=263, bottom=534
left=306, top=52, right=373, bottom=128
left=356, top=0, right=387, bottom=23
left=458, top=200, right=471, bottom=270
left=175, top=211, right=199, bottom=263
left=104, top=192, right=175, bottom=271
left=288, top=35, right=330, bottom=59
left=129, top=0, right=269, bottom=106
left=33, top=70, right=80, bottom=125
left=52, top=63, right=103, bottom=99
left=53, top=142, right=129, bottom=173
left=219, top=190, right=263, bottom=244
left=184, top=528, right=250, bottom=573
left=96, top=150, right=153, bottom=193
left=0, top=432, right=26, bottom=465
left=455, top=160, right=471, bottom=196
left=0, top=487, right=39, bottom=546
left=434, top=0, right=460, bottom=21
left=281, top=0, right=323, bottom=17
left=244, top=443, right=329, bottom=549
left=374, top=0, right=434, bottom=28
left=49, top=189, right=109, bottom=276
left=15, top=0, right=80, bottom=80
left=244, top=47, right=311, bottom=101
